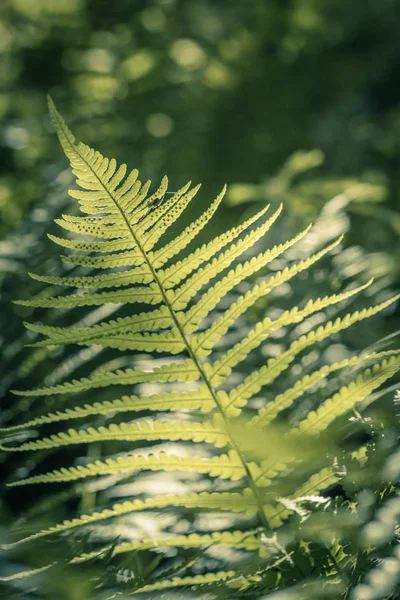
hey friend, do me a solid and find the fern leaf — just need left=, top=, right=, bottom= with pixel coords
left=14, top=284, right=164, bottom=308
left=0, top=565, right=52, bottom=582
left=295, top=355, right=400, bottom=435
left=132, top=571, right=239, bottom=594
left=172, top=226, right=311, bottom=314
left=60, top=249, right=145, bottom=269
left=30, top=329, right=185, bottom=354
left=0, top=419, right=229, bottom=452
left=182, top=234, right=343, bottom=335
left=5, top=101, right=399, bottom=586
left=256, top=355, right=400, bottom=486
left=0, top=386, right=215, bottom=433
left=53, top=218, right=127, bottom=239
left=12, top=360, right=199, bottom=396
left=166, top=206, right=286, bottom=305
left=151, top=185, right=227, bottom=269
left=225, top=293, right=400, bottom=410
left=7, top=450, right=246, bottom=486
left=129, top=177, right=177, bottom=222
left=1, top=492, right=256, bottom=549
left=24, top=306, right=174, bottom=347
left=251, top=349, right=400, bottom=428
left=47, top=233, right=136, bottom=253
left=197, top=279, right=371, bottom=370
left=72, top=530, right=262, bottom=564
left=50, top=201, right=309, bottom=292
left=135, top=178, right=185, bottom=230
left=141, top=184, right=201, bottom=250
left=157, top=202, right=273, bottom=286
left=28, top=265, right=152, bottom=289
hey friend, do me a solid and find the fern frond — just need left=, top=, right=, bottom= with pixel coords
left=72, top=530, right=262, bottom=564
left=1, top=418, right=229, bottom=452
left=29, top=328, right=185, bottom=354
left=256, top=356, right=400, bottom=487
left=158, top=202, right=274, bottom=288
left=182, top=234, right=343, bottom=336
left=7, top=450, right=247, bottom=486
left=131, top=571, right=239, bottom=594
left=151, top=185, right=226, bottom=269
left=251, top=349, right=400, bottom=428
left=1, top=491, right=256, bottom=550
left=60, top=248, right=145, bottom=269
left=295, top=355, right=400, bottom=435
left=14, top=284, right=164, bottom=308
left=0, top=386, right=215, bottom=433
left=47, top=233, right=137, bottom=253
left=12, top=359, right=199, bottom=396
left=204, top=279, right=372, bottom=386
left=53, top=217, right=127, bottom=239
left=167, top=206, right=293, bottom=308
left=4, top=101, right=399, bottom=589
left=0, top=565, right=52, bottom=582
left=134, top=178, right=186, bottom=229
left=28, top=264, right=153, bottom=289
left=225, top=294, right=400, bottom=410
left=24, top=306, right=174, bottom=347
left=141, top=184, right=202, bottom=249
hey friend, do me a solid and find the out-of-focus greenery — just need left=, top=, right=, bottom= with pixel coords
left=1, top=0, right=400, bottom=246
left=1, top=1, right=400, bottom=599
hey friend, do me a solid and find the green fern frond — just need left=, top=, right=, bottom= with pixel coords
left=224, top=293, right=400, bottom=409
left=12, top=359, right=199, bottom=396
left=251, top=349, right=400, bottom=428
left=60, top=248, right=145, bottom=268
left=182, top=234, right=343, bottom=337
left=4, top=100, right=399, bottom=587
left=150, top=185, right=226, bottom=268
left=72, top=530, right=263, bottom=564
left=1, top=491, right=256, bottom=550
left=158, top=202, right=275, bottom=288
left=166, top=207, right=297, bottom=309
left=24, top=305, right=174, bottom=347
left=28, top=264, right=153, bottom=289
left=295, top=355, right=400, bottom=435
left=0, top=418, right=229, bottom=452
left=0, top=565, right=53, bottom=583
left=47, top=233, right=137, bottom=254
left=14, top=284, right=164, bottom=308
left=204, top=279, right=372, bottom=387
left=0, top=386, right=215, bottom=433
left=255, top=357, right=400, bottom=486
left=7, top=450, right=247, bottom=486
left=131, top=571, right=239, bottom=594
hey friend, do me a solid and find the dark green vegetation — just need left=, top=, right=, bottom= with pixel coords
left=1, top=2, right=400, bottom=599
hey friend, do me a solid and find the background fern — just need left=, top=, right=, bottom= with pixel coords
left=0, top=102, right=399, bottom=599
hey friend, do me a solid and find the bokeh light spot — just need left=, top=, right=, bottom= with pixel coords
left=169, top=39, right=206, bottom=70
left=146, top=113, right=174, bottom=138
left=122, top=50, right=156, bottom=81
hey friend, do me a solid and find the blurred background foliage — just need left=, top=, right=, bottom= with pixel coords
left=1, top=0, right=400, bottom=241
left=1, top=0, right=400, bottom=598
